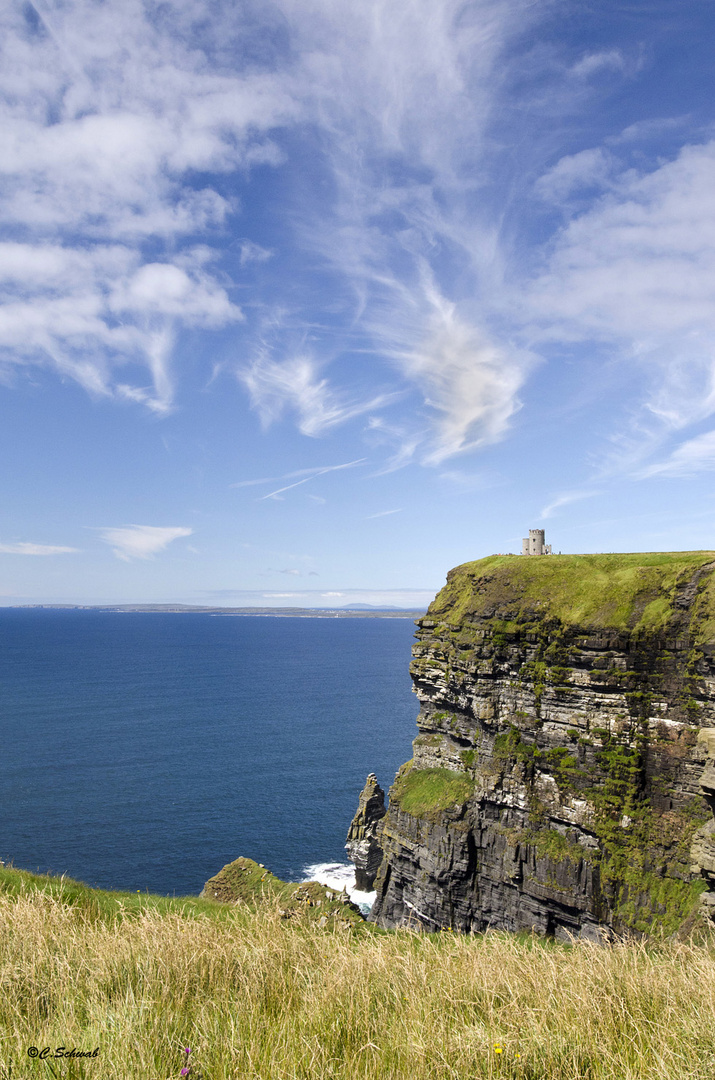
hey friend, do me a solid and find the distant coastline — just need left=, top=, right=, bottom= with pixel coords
left=11, top=604, right=426, bottom=619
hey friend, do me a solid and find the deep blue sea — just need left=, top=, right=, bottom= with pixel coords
left=0, top=611, right=418, bottom=898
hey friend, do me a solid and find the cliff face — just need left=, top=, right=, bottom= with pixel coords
left=370, top=552, right=715, bottom=939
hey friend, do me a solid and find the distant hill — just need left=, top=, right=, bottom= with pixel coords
left=16, top=603, right=426, bottom=618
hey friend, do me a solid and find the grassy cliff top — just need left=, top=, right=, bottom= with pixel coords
left=427, top=551, right=715, bottom=638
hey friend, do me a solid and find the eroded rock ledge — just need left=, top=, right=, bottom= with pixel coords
left=368, top=552, right=715, bottom=939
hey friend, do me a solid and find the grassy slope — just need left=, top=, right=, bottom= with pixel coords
left=428, top=551, right=715, bottom=638
left=2, top=864, right=715, bottom=1079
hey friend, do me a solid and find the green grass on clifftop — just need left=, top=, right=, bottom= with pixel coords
left=428, top=551, right=715, bottom=637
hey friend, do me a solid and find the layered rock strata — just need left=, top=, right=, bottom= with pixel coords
left=369, top=552, right=715, bottom=938
left=346, top=773, right=386, bottom=891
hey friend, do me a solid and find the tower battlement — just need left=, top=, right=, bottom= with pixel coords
left=521, top=529, right=552, bottom=556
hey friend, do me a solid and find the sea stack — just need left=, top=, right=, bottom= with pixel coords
left=370, top=551, right=715, bottom=938
left=346, top=773, right=386, bottom=891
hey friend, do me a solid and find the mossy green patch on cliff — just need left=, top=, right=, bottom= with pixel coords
left=427, top=551, right=715, bottom=636
left=493, top=725, right=541, bottom=770
left=506, top=825, right=587, bottom=866
left=616, top=873, right=708, bottom=936
left=390, top=765, right=474, bottom=817
left=487, top=722, right=711, bottom=933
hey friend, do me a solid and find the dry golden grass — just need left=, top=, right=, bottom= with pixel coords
left=1, top=873, right=715, bottom=1079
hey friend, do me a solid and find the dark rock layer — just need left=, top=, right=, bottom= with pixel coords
left=369, top=552, right=715, bottom=938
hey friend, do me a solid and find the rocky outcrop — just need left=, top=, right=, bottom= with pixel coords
left=369, top=552, right=715, bottom=938
left=346, top=773, right=386, bottom=890
left=201, top=857, right=363, bottom=923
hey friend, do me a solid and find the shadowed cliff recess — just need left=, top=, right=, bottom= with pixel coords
left=365, top=551, right=715, bottom=939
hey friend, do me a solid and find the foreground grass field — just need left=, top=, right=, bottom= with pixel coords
left=1, top=866, right=715, bottom=1080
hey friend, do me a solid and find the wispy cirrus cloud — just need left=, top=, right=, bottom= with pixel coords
left=239, top=353, right=398, bottom=438
left=0, top=542, right=79, bottom=555
left=529, top=141, right=715, bottom=347
left=526, top=138, right=715, bottom=470
left=0, top=0, right=290, bottom=410
left=534, top=148, right=614, bottom=203
left=231, top=459, right=366, bottom=500
left=261, top=459, right=366, bottom=500
left=569, top=50, right=627, bottom=79
left=98, top=525, right=193, bottom=561
left=0, top=0, right=566, bottom=468
left=270, top=0, right=536, bottom=463
left=6, top=0, right=715, bottom=490
left=539, top=490, right=600, bottom=520
left=392, top=289, right=530, bottom=464
left=0, top=243, right=241, bottom=411
left=639, top=430, right=715, bottom=478
left=239, top=241, right=273, bottom=267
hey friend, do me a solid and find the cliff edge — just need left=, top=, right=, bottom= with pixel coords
left=370, top=551, right=715, bottom=939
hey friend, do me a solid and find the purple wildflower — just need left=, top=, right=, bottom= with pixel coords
left=180, top=1069, right=189, bottom=1077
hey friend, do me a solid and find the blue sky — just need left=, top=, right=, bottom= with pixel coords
left=2, top=0, right=715, bottom=606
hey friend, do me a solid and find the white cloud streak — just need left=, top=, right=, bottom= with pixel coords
left=529, top=142, right=715, bottom=347
left=240, top=353, right=398, bottom=438
left=0, top=0, right=290, bottom=409
left=569, top=50, right=626, bottom=79
left=526, top=138, right=715, bottom=471
left=529, top=138, right=715, bottom=412
left=639, top=430, right=715, bottom=478
left=97, top=525, right=193, bottom=561
left=392, top=285, right=529, bottom=463
left=260, top=459, right=366, bottom=500
left=239, top=241, right=273, bottom=267
left=539, top=490, right=600, bottom=520
left=0, top=542, right=79, bottom=555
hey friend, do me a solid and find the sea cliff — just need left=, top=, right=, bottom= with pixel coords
left=369, top=552, right=715, bottom=938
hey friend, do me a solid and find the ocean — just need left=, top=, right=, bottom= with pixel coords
left=0, top=610, right=418, bottom=902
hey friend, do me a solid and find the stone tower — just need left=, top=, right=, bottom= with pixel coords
left=521, top=529, right=552, bottom=556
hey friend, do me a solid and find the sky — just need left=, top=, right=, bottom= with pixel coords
left=2, top=0, right=715, bottom=606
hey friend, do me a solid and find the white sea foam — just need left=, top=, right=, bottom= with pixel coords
left=302, top=861, right=376, bottom=913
